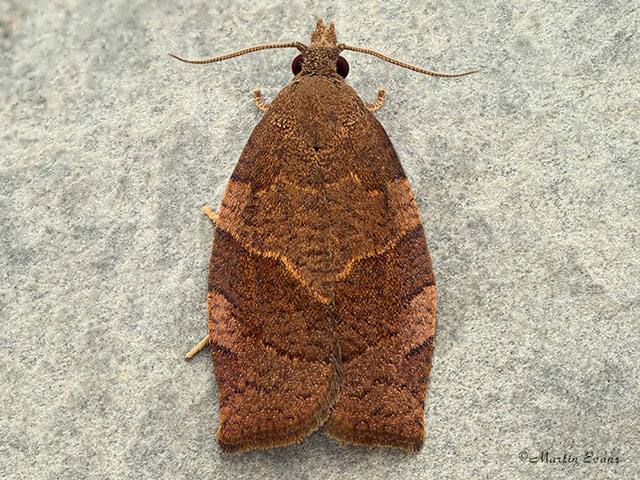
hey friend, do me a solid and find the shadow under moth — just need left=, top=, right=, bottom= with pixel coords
left=173, top=18, right=475, bottom=453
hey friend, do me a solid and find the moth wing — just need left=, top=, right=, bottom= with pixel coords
left=322, top=113, right=436, bottom=452
left=207, top=117, right=343, bottom=453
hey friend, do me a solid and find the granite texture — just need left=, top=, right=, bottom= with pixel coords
left=1, top=1, right=638, bottom=479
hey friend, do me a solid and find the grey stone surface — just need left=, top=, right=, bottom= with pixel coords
left=1, top=1, right=638, bottom=478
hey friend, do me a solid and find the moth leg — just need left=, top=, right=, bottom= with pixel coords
left=253, top=89, right=270, bottom=112
left=203, top=205, right=219, bottom=224
left=185, top=333, right=210, bottom=360
left=184, top=206, right=218, bottom=360
left=365, top=89, right=386, bottom=112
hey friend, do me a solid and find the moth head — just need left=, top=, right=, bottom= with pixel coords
left=169, top=18, right=477, bottom=80
left=291, top=52, right=350, bottom=78
left=291, top=51, right=349, bottom=78
left=290, top=18, right=349, bottom=78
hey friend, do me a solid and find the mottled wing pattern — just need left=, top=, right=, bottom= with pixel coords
left=319, top=107, right=436, bottom=452
left=208, top=76, right=435, bottom=453
left=207, top=107, right=344, bottom=453
left=324, top=229, right=436, bottom=452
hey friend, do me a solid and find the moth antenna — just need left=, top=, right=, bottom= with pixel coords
left=339, top=44, right=478, bottom=78
left=170, top=42, right=306, bottom=65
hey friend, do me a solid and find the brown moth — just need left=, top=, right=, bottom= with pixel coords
left=174, top=18, right=475, bottom=453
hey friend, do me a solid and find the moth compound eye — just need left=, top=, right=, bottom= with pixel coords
left=291, top=54, right=304, bottom=75
left=336, top=56, right=349, bottom=78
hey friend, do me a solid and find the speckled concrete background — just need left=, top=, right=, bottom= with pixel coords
left=1, top=1, right=638, bottom=479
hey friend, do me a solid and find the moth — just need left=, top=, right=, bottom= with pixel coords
left=174, top=18, right=475, bottom=453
